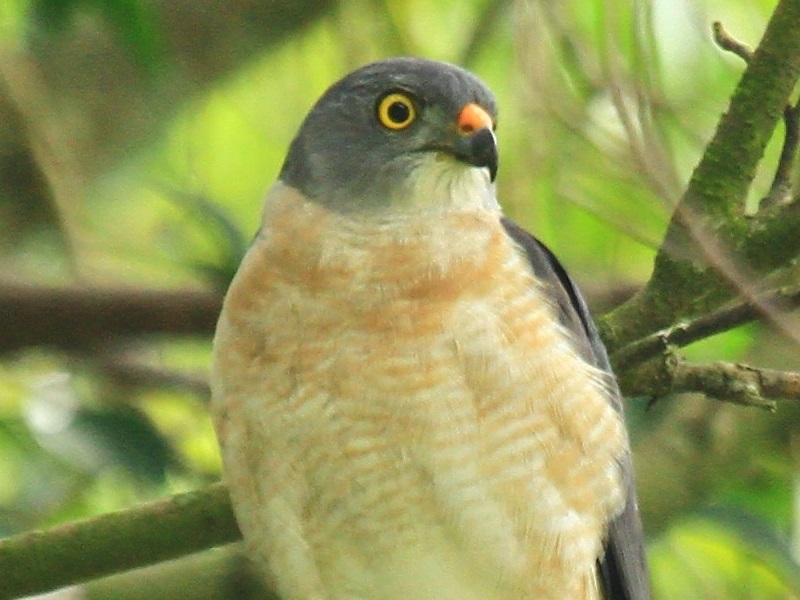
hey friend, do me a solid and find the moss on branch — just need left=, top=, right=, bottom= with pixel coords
left=600, top=0, right=800, bottom=352
left=0, top=483, right=240, bottom=599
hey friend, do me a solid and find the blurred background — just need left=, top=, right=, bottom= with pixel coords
left=0, top=0, right=799, bottom=598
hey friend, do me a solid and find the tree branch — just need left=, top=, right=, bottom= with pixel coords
left=763, top=101, right=800, bottom=208
left=712, top=20, right=800, bottom=209
left=712, top=21, right=753, bottom=61
left=611, top=284, right=800, bottom=369
left=98, top=357, right=211, bottom=398
left=618, top=350, right=800, bottom=411
left=0, top=483, right=240, bottom=600
left=669, top=361, right=800, bottom=410
left=0, top=285, right=221, bottom=354
left=600, top=0, right=800, bottom=352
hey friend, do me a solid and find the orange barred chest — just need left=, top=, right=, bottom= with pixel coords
left=213, top=189, right=626, bottom=600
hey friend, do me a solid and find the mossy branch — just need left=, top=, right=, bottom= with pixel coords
left=600, top=0, right=800, bottom=352
left=611, top=284, right=800, bottom=370
left=619, top=357, right=800, bottom=411
left=0, top=483, right=241, bottom=600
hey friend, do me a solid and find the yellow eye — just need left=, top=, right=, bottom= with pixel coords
left=377, top=93, right=416, bottom=130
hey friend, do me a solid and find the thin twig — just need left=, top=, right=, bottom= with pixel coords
left=711, top=21, right=800, bottom=210
left=623, top=354, right=798, bottom=410
left=712, top=21, right=754, bottom=62
left=671, top=361, right=800, bottom=410
left=763, top=101, right=800, bottom=208
left=611, top=284, right=800, bottom=369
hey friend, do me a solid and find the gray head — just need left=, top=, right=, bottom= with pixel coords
left=279, top=57, right=499, bottom=213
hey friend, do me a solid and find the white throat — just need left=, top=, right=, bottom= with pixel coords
left=392, top=153, right=499, bottom=213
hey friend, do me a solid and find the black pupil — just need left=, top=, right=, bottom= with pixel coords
left=388, top=101, right=410, bottom=123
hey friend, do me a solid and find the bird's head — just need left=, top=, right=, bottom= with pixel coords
left=279, top=57, right=499, bottom=214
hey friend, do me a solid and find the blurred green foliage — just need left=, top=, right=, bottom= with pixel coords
left=30, top=0, right=162, bottom=68
left=0, top=0, right=799, bottom=598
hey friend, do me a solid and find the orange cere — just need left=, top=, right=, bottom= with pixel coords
left=457, top=103, right=494, bottom=134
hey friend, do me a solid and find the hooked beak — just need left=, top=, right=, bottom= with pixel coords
left=453, top=103, right=498, bottom=182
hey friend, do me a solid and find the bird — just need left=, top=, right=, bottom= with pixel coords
left=211, top=57, right=650, bottom=600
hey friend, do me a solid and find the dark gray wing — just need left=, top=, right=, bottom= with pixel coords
left=501, top=217, right=651, bottom=600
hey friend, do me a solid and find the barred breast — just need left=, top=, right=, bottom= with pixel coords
left=211, top=183, right=626, bottom=600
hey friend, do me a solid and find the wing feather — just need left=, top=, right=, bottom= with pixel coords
left=500, top=217, right=650, bottom=600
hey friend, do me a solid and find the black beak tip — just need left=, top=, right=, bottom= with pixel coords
left=488, top=157, right=498, bottom=182
left=456, top=127, right=498, bottom=182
